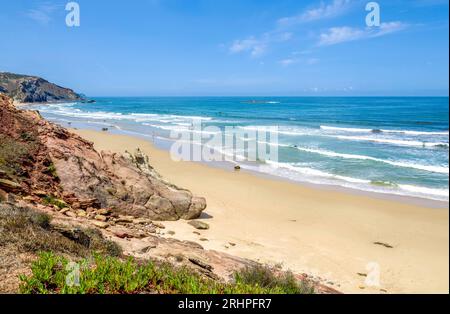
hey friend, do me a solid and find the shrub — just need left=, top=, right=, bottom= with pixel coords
left=42, top=196, right=67, bottom=209
left=45, top=164, right=58, bottom=178
left=19, top=252, right=315, bottom=294
left=30, top=212, right=52, bottom=229
left=234, top=264, right=314, bottom=294
left=0, top=203, right=120, bottom=258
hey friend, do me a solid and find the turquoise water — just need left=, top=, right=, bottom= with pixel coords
left=28, top=97, right=449, bottom=202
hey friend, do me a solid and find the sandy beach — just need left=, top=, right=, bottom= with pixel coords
left=74, top=129, right=449, bottom=294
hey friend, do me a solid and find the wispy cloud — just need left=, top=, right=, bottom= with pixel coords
left=318, top=22, right=408, bottom=46
left=26, top=3, right=59, bottom=24
left=277, top=0, right=353, bottom=26
left=306, top=57, right=320, bottom=65
left=278, top=58, right=299, bottom=67
left=278, top=56, right=320, bottom=67
left=229, top=32, right=292, bottom=57
left=229, top=0, right=353, bottom=58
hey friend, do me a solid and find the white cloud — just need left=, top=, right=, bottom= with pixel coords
left=229, top=38, right=266, bottom=57
left=278, top=58, right=299, bottom=67
left=374, top=21, right=408, bottom=37
left=278, top=0, right=352, bottom=26
left=318, top=22, right=408, bottom=46
left=229, top=32, right=293, bottom=57
left=278, top=57, right=320, bottom=67
left=228, top=0, right=353, bottom=58
left=318, top=26, right=365, bottom=46
left=26, top=3, right=59, bottom=24
left=307, top=58, right=320, bottom=65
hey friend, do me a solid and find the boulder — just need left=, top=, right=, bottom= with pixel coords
left=0, top=179, right=22, bottom=193
left=188, top=220, right=210, bottom=230
left=0, top=94, right=207, bottom=221
left=0, top=189, right=8, bottom=202
left=95, top=214, right=107, bottom=222
left=92, top=221, right=109, bottom=229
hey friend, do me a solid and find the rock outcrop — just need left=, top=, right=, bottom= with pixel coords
left=0, top=94, right=206, bottom=220
left=0, top=72, right=83, bottom=103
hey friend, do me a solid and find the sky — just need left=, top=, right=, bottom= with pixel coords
left=0, top=0, right=448, bottom=96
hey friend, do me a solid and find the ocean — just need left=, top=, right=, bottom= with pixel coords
left=26, top=97, right=449, bottom=202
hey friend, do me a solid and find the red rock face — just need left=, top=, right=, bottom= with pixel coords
left=0, top=94, right=206, bottom=221
left=0, top=94, right=61, bottom=196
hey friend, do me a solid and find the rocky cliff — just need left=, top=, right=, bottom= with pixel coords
left=0, top=94, right=206, bottom=220
left=0, top=72, right=83, bottom=103
left=0, top=94, right=336, bottom=294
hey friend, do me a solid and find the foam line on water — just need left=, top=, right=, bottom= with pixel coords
left=293, top=147, right=449, bottom=174
left=320, top=125, right=449, bottom=136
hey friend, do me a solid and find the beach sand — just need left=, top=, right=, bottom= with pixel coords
left=74, top=129, right=449, bottom=294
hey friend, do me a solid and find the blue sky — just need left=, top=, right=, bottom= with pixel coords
left=0, top=0, right=448, bottom=96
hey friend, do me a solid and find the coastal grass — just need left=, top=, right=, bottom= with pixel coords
left=19, top=252, right=315, bottom=294
left=41, top=195, right=67, bottom=209
left=0, top=134, right=33, bottom=178
left=0, top=203, right=120, bottom=257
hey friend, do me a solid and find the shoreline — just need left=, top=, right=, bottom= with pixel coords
left=73, top=128, right=449, bottom=294
left=151, top=135, right=448, bottom=209
left=74, top=122, right=449, bottom=208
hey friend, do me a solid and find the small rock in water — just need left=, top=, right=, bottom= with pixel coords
left=234, top=165, right=241, bottom=171
left=101, top=127, right=109, bottom=132
left=188, top=220, right=209, bottom=230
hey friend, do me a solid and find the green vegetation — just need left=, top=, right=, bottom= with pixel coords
left=20, top=132, right=36, bottom=142
left=19, top=252, right=314, bottom=294
left=0, top=203, right=120, bottom=257
left=235, top=264, right=314, bottom=294
left=42, top=195, right=67, bottom=209
left=0, top=134, right=33, bottom=177
left=45, top=163, right=58, bottom=178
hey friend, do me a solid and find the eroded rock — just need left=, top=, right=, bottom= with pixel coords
left=188, top=220, right=210, bottom=230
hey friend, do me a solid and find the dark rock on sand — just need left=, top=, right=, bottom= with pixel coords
left=188, top=220, right=210, bottom=230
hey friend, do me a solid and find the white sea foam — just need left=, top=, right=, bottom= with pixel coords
left=239, top=160, right=449, bottom=201
left=240, top=126, right=308, bottom=136
left=34, top=104, right=448, bottom=202
left=320, top=125, right=449, bottom=136
left=240, top=126, right=449, bottom=148
left=141, top=123, right=220, bottom=135
left=293, top=147, right=449, bottom=174
left=333, top=135, right=449, bottom=148
left=36, top=103, right=215, bottom=124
